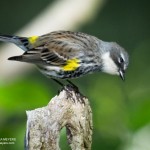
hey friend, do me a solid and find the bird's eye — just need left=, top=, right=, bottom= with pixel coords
left=119, top=57, right=124, bottom=63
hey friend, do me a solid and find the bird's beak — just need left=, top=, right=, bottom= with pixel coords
left=119, top=69, right=125, bottom=81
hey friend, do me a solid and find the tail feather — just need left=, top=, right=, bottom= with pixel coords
left=0, top=34, right=29, bottom=51
left=0, top=34, right=16, bottom=43
left=8, top=55, right=44, bottom=64
left=8, top=56, right=23, bottom=61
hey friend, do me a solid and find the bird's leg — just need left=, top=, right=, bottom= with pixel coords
left=66, top=80, right=79, bottom=92
left=66, top=80, right=86, bottom=104
left=51, top=78, right=64, bottom=87
left=51, top=78, right=65, bottom=94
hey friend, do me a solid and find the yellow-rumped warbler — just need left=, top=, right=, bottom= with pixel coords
left=0, top=31, right=129, bottom=80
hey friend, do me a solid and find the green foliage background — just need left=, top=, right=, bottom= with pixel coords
left=0, top=0, right=150, bottom=149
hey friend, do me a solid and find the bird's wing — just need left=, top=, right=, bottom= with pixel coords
left=9, top=48, right=68, bottom=64
left=8, top=40, right=82, bottom=71
left=8, top=31, right=98, bottom=71
left=9, top=44, right=81, bottom=71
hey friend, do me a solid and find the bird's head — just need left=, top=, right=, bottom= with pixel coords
left=101, top=42, right=129, bottom=80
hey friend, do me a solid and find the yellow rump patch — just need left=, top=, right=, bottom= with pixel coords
left=62, top=58, right=80, bottom=71
left=28, top=36, right=39, bottom=44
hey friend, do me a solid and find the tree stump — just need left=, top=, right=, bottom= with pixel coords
left=25, top=85, right=93, bottom=150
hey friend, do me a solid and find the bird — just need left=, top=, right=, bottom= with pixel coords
left=0, top=30, right=129, bottom=81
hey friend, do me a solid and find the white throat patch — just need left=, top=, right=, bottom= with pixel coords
left=101, top=52, right=118, bottom=75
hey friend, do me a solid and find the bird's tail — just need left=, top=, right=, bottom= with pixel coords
left=0, top=34, right=29, bottom=51
left=8, top=55, right=23, bottom=61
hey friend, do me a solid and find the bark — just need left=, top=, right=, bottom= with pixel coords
left=25, top=85, right=93, bottom=150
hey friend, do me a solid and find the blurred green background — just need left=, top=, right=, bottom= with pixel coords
left=0, top=0, right=150, bottom=149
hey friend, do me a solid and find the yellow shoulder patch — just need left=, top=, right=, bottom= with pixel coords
left=28, top=36, right=39, bottom=44
left=62, top=58, right=80, bottom=71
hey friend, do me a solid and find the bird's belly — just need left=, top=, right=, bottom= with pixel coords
left=37, top=65, right=99, bottom=79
